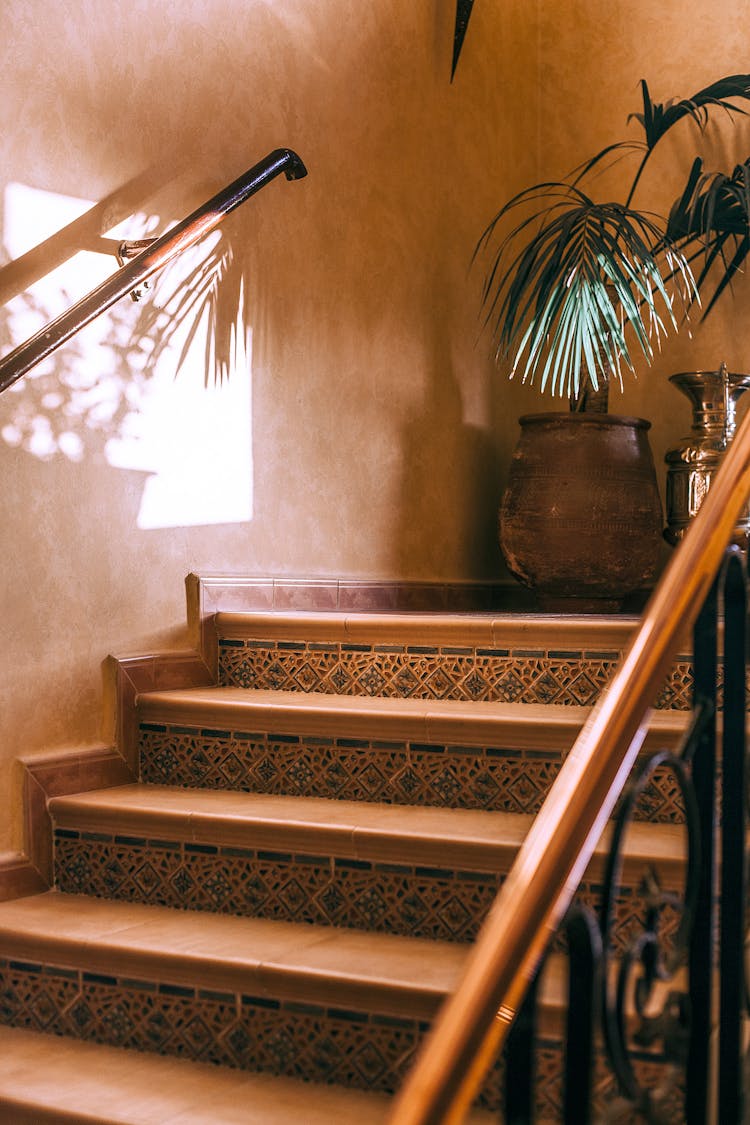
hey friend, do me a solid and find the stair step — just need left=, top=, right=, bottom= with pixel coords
left=139, top=687, right=596, bottom=747
left=137, top=688, right=689, bottom=822
left=0, top=1025, right=502, bottom=1124
left=51, top=784, right=686, bottom=875
left=215, top=610, right=641, bottom=649
left=0, top=1025, right=392, bottom=1124
left=53, top=784, right=534, bottom=868
left=0, top=891, right=468, bottom=1017
left=0, top=1026, right=499, bottom=1120
left=214, top=611, right=693, bottom=710
left=0, top=892, right=537, bottom=1108
left=50, top=785, right=686, bottom=946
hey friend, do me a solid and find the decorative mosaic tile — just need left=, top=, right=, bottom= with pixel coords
left=218, top=639, right=696, bottom=710
left=54, top=831, right=502, bottom=943
left=54, top=832, right=679, bottom=954
left=138, top=725, right=687, bottom=825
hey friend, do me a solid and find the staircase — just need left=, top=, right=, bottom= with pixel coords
left=0, top=583, right=694, bottom=1123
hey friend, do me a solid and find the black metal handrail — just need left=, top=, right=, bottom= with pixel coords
left=0, top=147, right=307, bottom=394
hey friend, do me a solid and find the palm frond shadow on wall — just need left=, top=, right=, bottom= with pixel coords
left=132, top=230, right=244, bottom=388
left=0, top=259, right=155, bottom=461
left=0, top=157, right=243, bottom=461
left=0, top=233, right=245, bottom=466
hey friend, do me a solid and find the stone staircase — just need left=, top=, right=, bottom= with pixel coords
left=0, top=589, right=693, bottom=1122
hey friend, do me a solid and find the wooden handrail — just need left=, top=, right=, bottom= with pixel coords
left=0, top=147, right=307, bottom=394
left=388, top=402, right=750, bottom=1125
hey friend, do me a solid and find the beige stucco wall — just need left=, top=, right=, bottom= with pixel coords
left=0, top=1, right=748, bottom=851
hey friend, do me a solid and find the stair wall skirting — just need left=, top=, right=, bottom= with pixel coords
left=0, top=853, right=46, bottom=903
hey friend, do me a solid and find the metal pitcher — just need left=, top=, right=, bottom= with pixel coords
left=664, top=363, right=750, bottom=545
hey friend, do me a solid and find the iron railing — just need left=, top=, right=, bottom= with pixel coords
left=389, top=404, right=750, bottom=1122
left=0, top=147, right=307, bottom=394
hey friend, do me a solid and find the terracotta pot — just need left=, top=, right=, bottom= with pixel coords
left=499, top=413, right=663, bottom=612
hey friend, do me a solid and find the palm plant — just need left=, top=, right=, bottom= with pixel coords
left=476, top=74, right=750, bottom=410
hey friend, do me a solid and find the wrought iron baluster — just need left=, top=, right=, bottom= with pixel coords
left=496, top=554, right=739, bottom=1123
left=562, top=906, right=601, bottom=1125
left=718, top=550, right=747, bottom=1121
left=687, top=577, right=719, bottom=1125
left=504, top=972, right=540, bottom=1124
left=598, top=746, right=699, bottom=1121
left=501, top=909, right=601, bottom=1124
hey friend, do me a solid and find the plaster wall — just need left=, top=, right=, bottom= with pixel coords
left=0, top=0, right=536, bottom=851
left=0, top=0, right=748, bottom=851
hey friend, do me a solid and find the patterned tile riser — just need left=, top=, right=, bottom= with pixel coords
left=0, top=957, right=439, bottom=1101
left=0, top=959, right=679, bottom=1120
left=139, top=725, right=688, bottom=825
left=218, top=640, right=695, bottom=710
left=53, top=834, right=681, bottom=953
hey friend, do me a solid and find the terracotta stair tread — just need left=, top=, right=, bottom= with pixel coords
left=0, top=1025, right=503, bottom=1125
left=49, top=783, right=688, bottom=879
left=136, top=685, right=690, bottom=751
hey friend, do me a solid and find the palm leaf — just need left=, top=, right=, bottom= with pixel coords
left=666, top=158, right=750, bottom=316
left=633, top=75, right=750, bottom=149
left=574, top=75, right=750, bottom=206
left=475, top=73, right=750, bottom=399
left=476, top=186, right=695, bottom=398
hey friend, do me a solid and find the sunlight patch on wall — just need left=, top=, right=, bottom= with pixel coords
left=107, top=326, right=253, bottom=530
left=1, top=181, right=253, bottom=529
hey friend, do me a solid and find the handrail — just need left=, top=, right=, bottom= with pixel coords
left=0, top=147, right=307, bottom=394
left=388, top=401, right=750, bottom=1125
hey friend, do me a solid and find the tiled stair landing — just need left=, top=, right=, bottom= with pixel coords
left=0, top=607, right=693, bottom=1122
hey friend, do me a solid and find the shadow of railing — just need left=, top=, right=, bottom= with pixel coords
left=0, top=164, right=172, bottom=307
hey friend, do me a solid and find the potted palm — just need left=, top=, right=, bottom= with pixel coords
left=475, top=74, right=750, bottom=610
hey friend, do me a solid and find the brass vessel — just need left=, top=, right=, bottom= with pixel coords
left=664, top=365, right=750, bottom=546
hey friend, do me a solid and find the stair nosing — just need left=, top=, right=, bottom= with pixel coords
left=50, top=784, right=534, bottom=871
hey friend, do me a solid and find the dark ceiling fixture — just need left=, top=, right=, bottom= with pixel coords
left=451, top=0, right=476, bottom=82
